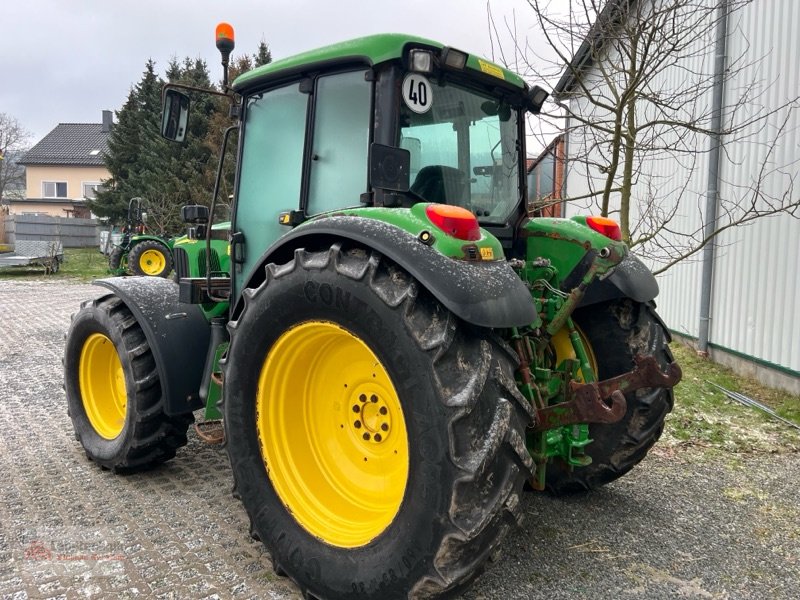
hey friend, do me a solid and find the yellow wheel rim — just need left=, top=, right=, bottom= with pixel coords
left=79, top=333, right=127, bottom=439
left=551, top=325, right=598, bottom=382
left=256, top=321, right=409, bottom=548
left=138, top=249, right=166, bottom=275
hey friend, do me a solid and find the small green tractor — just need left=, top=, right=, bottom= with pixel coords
left=64, top=24, right=681, bottom=599
left=108, top=196, right=174, bottom=277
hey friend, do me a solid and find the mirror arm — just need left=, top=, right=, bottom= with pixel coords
left=162, top=82, right=233, bottom=100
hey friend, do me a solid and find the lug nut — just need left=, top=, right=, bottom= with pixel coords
left=379, top=407, right=388, bottom=415
left=374, top=434, right=382, bottom=442
left=363, top=433, right=371, bottom=441
left=352, top=405, right=360, bottom=413
left=359, top=394, right=367, bottom=402
left=370, top=394, right=378, bottom=403
left=354, top=421, right=361, bottom=429
left=381, top=423, right=388, bottom=431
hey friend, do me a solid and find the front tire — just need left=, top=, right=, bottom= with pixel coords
left=223, top=244, right=534, bottom=599
left=546, top=299, right=675, bottom=494
left=64, top=294, right=192, bottom=472
left=129, top=240, right=173, bottom=278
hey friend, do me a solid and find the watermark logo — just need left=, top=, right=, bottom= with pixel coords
left=23, top=541, right=52, bottom=561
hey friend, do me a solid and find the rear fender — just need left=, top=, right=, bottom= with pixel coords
left=580, top=253, right=659, bottom=307
left=521, top=217, right=658, bottom=306
left=235, top=216, right=538, bottom=328
left=94, top=277, right=209, bottom=415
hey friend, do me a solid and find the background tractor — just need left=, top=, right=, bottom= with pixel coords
left=107, top=196, right=174, bottom=277
left=64, top=23, right=680, bottom=599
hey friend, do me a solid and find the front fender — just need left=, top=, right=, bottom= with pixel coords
left=237, top=216, right=537, bottom=328
left=94, top=277, right=209, bottom=415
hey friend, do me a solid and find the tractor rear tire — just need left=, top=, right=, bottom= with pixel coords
left=545, top=299, right=674, bottom=494
left=63, top=294, right=192, bottom=472
left=109, top=246, right=125, bottom=273
left=129, top=240, right=173, bottom=278
left=222, top=244, right=534, bottom=600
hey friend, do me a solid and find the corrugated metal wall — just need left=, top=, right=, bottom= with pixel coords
left=709, top=0, right=800, bottom=372
left=562, top=0, right=800, bottom=375
left=3, top=215, right=100, bottom=248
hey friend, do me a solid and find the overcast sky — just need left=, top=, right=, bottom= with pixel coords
left=3, top=0, right=556, bottom=146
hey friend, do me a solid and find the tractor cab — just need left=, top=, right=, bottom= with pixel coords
left=163, top=34, right=546, bottom=298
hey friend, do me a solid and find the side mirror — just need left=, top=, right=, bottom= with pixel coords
left=161, top=89, right=190, bottom=142
left=181, top=204, right=209, bottom=224
left=369, top=143, right=410, bottom=192
left=526, top=85, right=549, bottom=115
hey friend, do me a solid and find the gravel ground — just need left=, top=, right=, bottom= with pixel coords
left=1, top=279, right=797, bottom=599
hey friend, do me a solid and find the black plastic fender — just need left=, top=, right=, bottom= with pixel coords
left=580, top=252, right=659, bottom=307
left=238, top=216, right=538, bottom=328
left=94, top=277, right=210, bottom=415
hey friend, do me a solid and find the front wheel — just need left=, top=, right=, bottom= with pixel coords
left=63, top=294, right=192, bottom=471
left=546, top=299, right=675, bottom=494
left=223, top=244, right=534, bottom=599
left=128, top=240, right=173, bottom=277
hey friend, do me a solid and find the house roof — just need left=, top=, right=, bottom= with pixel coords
left=553, top=0, right=634, bottom=100
left=19, top=123, right=110, bottom=167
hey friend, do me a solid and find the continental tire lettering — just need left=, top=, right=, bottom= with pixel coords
left=304, top=282, right=351, bottom=311
left=304, top=281, right=318, bottom=302
left=335, top=287, right=351, bottom=311
left=319, top=283, right=333, bottom=305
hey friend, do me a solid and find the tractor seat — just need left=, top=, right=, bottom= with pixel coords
left=410, top=165, right=468, bottom=205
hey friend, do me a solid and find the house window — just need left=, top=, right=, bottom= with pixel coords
left=82, top=182, right=102, bottom=199
left=43, top=181, right=68, bottom=198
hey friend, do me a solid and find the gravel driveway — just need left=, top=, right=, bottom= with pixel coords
left=1, top=279, right=797, bottom=599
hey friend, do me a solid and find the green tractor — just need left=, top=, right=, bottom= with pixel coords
left=64, top=24, right=681, bottom=599
left=108, top=196, right=174, bottom=277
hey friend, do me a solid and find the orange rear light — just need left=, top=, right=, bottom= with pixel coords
left=586, top=216, right=622, bottom=241
left=425, top=204, right=480, bottom=241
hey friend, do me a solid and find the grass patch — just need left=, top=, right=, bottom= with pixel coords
left=663, top=343, right=800, bottom=453
left=0, top=247, right=110, bottom=281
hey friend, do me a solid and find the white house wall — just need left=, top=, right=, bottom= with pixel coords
left=562, top=0, right=800, bottom=376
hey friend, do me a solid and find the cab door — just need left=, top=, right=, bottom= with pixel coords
left=232, top=69, right=372, bottom=298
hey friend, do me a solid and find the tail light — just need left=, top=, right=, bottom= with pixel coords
left=425, top=204, right=480, bottom=241
left=586, top=216, right=622, bottom=241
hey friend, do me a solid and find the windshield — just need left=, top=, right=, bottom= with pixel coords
left=400, top=76, right=521, bottom=224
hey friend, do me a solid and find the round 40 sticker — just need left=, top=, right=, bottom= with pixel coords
left=402, top=74, right=433, bottom=114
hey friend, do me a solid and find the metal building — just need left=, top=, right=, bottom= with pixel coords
left=553, top=0, right=799, bottom=393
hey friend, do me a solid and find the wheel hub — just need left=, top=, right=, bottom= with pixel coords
left=350, top=390, right=392, bottom=443
left=139, top=248, right=165, bottom=275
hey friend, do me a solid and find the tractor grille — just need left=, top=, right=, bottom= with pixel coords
left=196, top=249, right=222, bottom=276
left=173, top=247, right=189, bottom=279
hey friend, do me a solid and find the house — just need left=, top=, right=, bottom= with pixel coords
left=14, top=111, right=113, bottom=218
left=552, top=0, right=800, bottom=393
left=527, top=135, right=566, bottom=217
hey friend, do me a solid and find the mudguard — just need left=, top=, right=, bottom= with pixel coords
left=239, top=216, right=538, bottom=328
left=580, top=252, right=659, bottom=307
left=94, top=277, right=210, bottom=415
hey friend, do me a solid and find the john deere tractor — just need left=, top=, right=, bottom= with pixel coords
left=108, top=197, right=174, bottom=277
left=64, top=24, right=681, bottom=599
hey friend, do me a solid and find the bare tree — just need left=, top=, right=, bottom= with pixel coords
left=0, top=113, right=31, bottom=201
left=490, top=0, right=799, bottom=273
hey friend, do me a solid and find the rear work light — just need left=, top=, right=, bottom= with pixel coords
left=585, top=216, right=622, bottom=241
left=425, top=204, right=480, bottom=241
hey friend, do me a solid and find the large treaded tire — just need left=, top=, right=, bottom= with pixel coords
left=128, top=240, right=173, bottom=278
left=63, top=294, right=192, bottom=472
left=222, top=244, right=534, bottom=599
left=108, top=246, right=125, bottom=273
left=545, top=299, right=675, bottom=494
